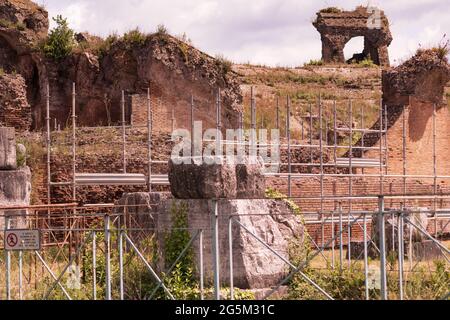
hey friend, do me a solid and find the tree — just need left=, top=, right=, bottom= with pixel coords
left=43, top=15, right=75, bottom=60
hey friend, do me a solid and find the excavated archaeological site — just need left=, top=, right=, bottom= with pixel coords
left=0, top=1, right=449, bottom=300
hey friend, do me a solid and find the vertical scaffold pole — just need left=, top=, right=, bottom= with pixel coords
left=251, top=87, right=256, bottom=131
left=191, top=94, right=195, bottom=157
left=171, top=98, right=175, bottom=132
left=147, top=87, right=152, bottom=192
left=333, top=101, right=337, bottom=172
left=379, top=196, right=388, bottom=300
left=309, top=103, right=313, bottom=162
left=384, top=104, right=388, bottom=174
left=403, top=99, right=407, bottom=200
left=72, top=83, right=76, bottom=202
left=348, top=99, right=353, bottom=267
left=333, top=101, right=338, bottom=266
left=319, top=95, right=324, bottom=248
left=216, top=89, right=222, bottom=156
left=211, top=200, right=220, bottom=300
left=46, top=84, right=51, bottom=218
left=287, top=96, right=292, bottom=197
left=71, top=83, right=76, bottom=260
left=276, top=96, right=280, bottom=131
left=379, top=99, right=384, bottom=195
left=121, top=90, right=126, bottom=173
left=433, top=103, right=438, bottom=236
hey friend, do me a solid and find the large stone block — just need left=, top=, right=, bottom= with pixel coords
left=115, top=193, right=304, bottom=290
left=169, top=156, right=237, bottom=199
left=0, top=166, right=31, bottom=229
left=235, top=156, right=266, bottom=199
left=0, top=127, right=17, bottom=170
left=169, top=156, right=265, bottom=199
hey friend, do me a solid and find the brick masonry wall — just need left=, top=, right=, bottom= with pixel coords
left=0, top=73, right=32, bottom=132
left=365, top=99, right=450, bottom=177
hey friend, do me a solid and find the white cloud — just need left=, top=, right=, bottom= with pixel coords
left=36, top=0, right=450, bottom=66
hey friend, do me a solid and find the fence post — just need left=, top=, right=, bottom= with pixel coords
left=119, top=230, right=124, bottom=300
left=92, top=231, right=97, bottom=300
left=363, top=211, right=369, bottom=300
left=378, top=196, right=387, bottom=300
left=5, top=214, right=11, bottom=300
left=199, top=230, right=204, bottom=300
left=228, top=217, right=234, bottom=300
left=398, top=210, right=404, bottom=300
left=104, top=214, right=111, bottom=300
left=211, top=200, right=220, bottom=300
left=19, top=250, right=23, bottom=300
left=338, top=202, right=343, bottom=272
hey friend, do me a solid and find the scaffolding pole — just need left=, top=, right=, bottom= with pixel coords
left=147, top=87, right=152, bottom=192
left=348, top=99, right=353, bottom=267
left=121, top=90, right=127, bottom=173
left=287, top=96, right=292, bottom=197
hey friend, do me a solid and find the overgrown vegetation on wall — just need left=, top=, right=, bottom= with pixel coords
left=42, top=15, right=75, bottom=60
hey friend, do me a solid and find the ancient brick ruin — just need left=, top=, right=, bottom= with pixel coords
left=313, top=6, right=392, bottom=66
left=0, top=0, right=243, bottom=132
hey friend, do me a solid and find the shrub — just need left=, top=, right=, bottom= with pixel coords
left=122, top=28, right=148, bottom=48
left=215, top=54, right=233, bottom=74
left=156, top=24, right=168, bottom=35
left=43, top=15, right=75, bottom=60
left=97, top=33, right=119, bottom=58
left=432, top=40, right=449, bottom=60
left=266, top=188, right=302, bottom=215
left=164, top=202, right=195, bottom=277
left=320, top=7, right=342, bottom=14
left=356, top=58, right=377, bottom=68
left=304, top=59, right=324, bottom=67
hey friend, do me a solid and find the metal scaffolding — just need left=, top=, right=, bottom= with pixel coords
left=24, top=82, right=449, bottom=301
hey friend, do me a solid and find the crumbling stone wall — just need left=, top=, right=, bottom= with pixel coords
left=0, top=0, right=47, bottom=129
left=313, top=6, right=392, bottom=66
left=0, top=72, right=32, bottom=131
left=362, top=49, right=450, bottom=175
left=0, top=0, right=243, bottom=133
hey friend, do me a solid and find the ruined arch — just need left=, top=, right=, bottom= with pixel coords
left=313, top=6, right=392, bottom=66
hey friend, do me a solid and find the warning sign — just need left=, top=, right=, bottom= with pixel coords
left=4, top=230, right=41, bottom=251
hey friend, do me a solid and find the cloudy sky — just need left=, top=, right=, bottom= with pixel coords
left=35, top=0, right=449, bottom=67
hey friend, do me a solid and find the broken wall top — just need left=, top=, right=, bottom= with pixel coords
left=383, top=49, right=450, bottom=107
left=313, top=6, right=392, bottom=45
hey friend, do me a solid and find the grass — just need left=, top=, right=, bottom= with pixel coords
left=0, top=18, right=26, bottom=31
left=319, top=7, right=342, bottom=14
left=122, top=28, right=148, bottom=48
left=215, top=54, right=233, bottom=74
left=416, top=38, right=449, bottom=61
left=304, top=59, right=324, bottom=67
